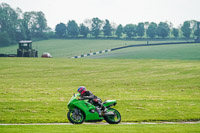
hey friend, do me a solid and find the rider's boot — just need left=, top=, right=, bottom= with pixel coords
left=102, top=106, right=107, bottom=112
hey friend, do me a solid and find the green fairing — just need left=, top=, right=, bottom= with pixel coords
left=68, top=94, right=103, bottom=121
left=67, top=93, right=121, bottom=124
left=103, top=100, right=116, bottom=107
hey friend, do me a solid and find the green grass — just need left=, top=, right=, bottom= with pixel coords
left=0, top=58, right=200, bottom=123
left=0, top=39, right=146, bottom=58
left=0, top=39, right=187, bottom=58
left=0, top=124, right=200, bottom=133
left=91, top=43, right=200, bottom=60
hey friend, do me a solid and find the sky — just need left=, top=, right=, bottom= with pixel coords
left=1, top=0, right=200, bottom=29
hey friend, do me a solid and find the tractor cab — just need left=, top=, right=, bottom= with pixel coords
left=18, top=41, right=32, bottom=50
left=17, top=40, right=38, bottom=57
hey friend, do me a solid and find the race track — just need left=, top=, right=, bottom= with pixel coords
left=1, top=121, right=200, bottom=125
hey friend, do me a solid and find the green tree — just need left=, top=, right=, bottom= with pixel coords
left=16, top=19, right=27, bottom=41
left=147, top=22, right=157, bottom=38
left=172, top=28, right=179, bottom=38
left=55, top=23, right=67, bottom=37
left=23, top=12, right=33, bottom=39
left=24, top=11, right=38, bottom=38
left=144, top=22, right=150, bottom=30
left=79, top=23, right=89, bottom=38
left=0, top=3, right=49, bottom=44
left=15, top=8, right=27, bottom=41
left=115, top=24, right=123, bottom=38
left=91, top=17, right=103, bottom=38
left=190, top=20, right=198, bottom=38
left=111, top=22, right=117, bottom=37
left=0, top=32, right=11, bottom=46
left=35, top=11, right=48, bottom=37
left=23, top=11, right=48, bottom=39
left=124, top=24, right=137, bottom=39
left=194, top=22, right=200, bottom=39
left=181, top=21, right=191, bottom=39
left=136, top=22, right=145, bottom=38
left=103, top=19, right=112, bottom=37
left=157, top=22, right=170, bottom=38
left=0, top=3, right=18, bottom=43
left=67, top=20, right=79, bottom=37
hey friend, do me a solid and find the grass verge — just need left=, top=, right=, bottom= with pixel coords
left=0, top=124, right=200, bottom=133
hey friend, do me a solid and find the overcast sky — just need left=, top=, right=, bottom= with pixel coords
left=1, top=0, right=200, bottom=29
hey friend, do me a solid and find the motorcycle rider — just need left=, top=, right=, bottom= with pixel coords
left=77, top=86, right=107, bottom=116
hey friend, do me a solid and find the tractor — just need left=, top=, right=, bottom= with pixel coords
left=17, top=40, right=38, bottom=57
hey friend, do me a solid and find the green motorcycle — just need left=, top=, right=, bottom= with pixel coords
left=67, top=93, right=121, bottom=124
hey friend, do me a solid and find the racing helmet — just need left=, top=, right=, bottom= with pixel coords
left=77, top=86, right=86, bottom=95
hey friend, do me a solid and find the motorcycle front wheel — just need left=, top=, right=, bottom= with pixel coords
left=67, top=109, right=85, bottom=124
left=104, top=108, right=121, bottom=124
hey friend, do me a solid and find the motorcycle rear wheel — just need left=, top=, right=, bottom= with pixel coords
left=104, top=108, right=121, bottom=124
left=67, top=109, right=85, bottom=124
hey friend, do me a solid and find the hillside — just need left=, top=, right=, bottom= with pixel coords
left=1, top=39, right=197, bottom=60
left=91, top=43, right=200, bottom=60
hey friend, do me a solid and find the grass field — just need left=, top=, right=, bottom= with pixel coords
left=0, top=39, right=145, bottom=58
left=1, top=124, right=200, bottom=133
left=0, top=39, right=200, bottom=132
left=0, top=39, right=190, bottom=58
left=0, top=58, right=200, bottom=123
left=91, top=43, right=200, bottom=60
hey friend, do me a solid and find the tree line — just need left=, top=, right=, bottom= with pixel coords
left=56, top=19, right=200, bottom=40
left=0, top=3, right=200, bottom=46
left=0, top=3, right=50, bottom=46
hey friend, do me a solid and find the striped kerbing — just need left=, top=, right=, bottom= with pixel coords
left=72, top=49, right=111, bottom=58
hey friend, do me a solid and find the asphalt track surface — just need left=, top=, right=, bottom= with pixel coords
left=1, top=121, right=200, bottom=125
